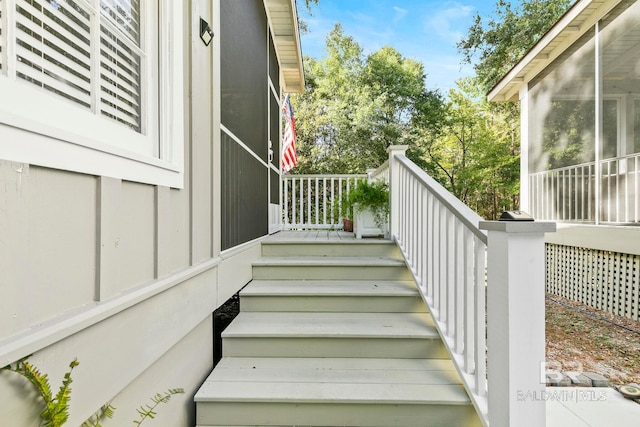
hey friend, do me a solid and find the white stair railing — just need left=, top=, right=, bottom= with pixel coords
left=386, top=146, right=555, bottom=427
left=282, top=174, right=367, bottom=229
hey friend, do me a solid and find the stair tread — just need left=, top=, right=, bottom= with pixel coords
left=253, top=256, right=406, bottom=267
left=209, top=357, right=461, bottom=383
left=241, top=280, right=419, bottom=297
left=263, top=239, right=394, bottom=245
left=223, top=312, right=438, bottom=338
left=195, top=358, right=469, bottom=405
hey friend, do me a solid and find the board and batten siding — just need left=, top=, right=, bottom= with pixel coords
left=0, top=0, right=284, bottom=424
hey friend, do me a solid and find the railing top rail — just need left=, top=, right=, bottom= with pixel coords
left=397, top=155, right=487, bottom=244
left=283, top=174, right=368, bottom=179
left=530, top=152, right=640, bottom=176
left=370, top=160, right=390, bottom=181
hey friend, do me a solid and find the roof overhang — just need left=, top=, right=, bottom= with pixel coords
left=488, top=0, right=621, bottom=102
left=264, top=0, right=305, bottom=93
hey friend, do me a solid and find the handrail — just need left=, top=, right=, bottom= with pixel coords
left=387, top=147, right=553, bottom=427
left=528, top=152, right=640, bottom=223
left=369, top=159, right=390, bottom=184
left=390, top=151, right=489, bottom=423
left=396, top=155, right=487, bottom=244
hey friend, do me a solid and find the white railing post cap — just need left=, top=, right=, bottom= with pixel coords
left=479, top=221, right=556, bottom=234
left=387, top=145, right=409, bottom=155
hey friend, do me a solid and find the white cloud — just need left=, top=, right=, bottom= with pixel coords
left=424, top=2, right=474, bottom=44
left=393, top=6, right=408, bottom=23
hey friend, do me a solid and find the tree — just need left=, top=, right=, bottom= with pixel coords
left=292, top=24, right=444, bottom=174
left=458, top=0, right=572, bottom=93
left=421, top=78, right=519, bottom=219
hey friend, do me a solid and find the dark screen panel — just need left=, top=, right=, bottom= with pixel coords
left=270, top=92, right=280, bottom=167
left=221, top=132, right=268, bottom=250
left=220, top=0, right=268, bottom=161
left=269, top=32, right=280, bottom=96
left=270, top=168, right=280, bottom=204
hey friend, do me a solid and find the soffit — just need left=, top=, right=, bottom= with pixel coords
left=264, top=0, right=305, bottom=93
left=488, top=0, right=621, bottom=102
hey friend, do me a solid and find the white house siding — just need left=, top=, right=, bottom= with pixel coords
left=0, top=0, right=287, bottom=425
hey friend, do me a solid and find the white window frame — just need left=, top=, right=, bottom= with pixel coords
left=0, top=0, right=184, bottom=188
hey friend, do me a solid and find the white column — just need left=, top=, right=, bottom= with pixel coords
left=519, top=85, right=530, bottom=213
left=387, top=145, right=408, bottom=240
left=479, top=220, right=556, bottom=427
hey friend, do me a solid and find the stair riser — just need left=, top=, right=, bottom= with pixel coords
left=197, top=401, right=482, bottom=427
left=241, top=295, right=427, bottom=313
left=262, top=243, right=403, bottom=259
left=252, top=265, right=413, bottom=281
left=222, top=337, right=448, bottom=359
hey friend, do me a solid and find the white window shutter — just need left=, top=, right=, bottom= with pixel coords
left=15, top=0, right=92, bottom=109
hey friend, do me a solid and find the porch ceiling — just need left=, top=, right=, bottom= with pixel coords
left=264, top=0, right=305, bottom=93
left=488, top=0, right=620, bottom=102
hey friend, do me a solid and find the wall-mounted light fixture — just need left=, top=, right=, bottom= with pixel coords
left=200, top=18, right=213, bottom=46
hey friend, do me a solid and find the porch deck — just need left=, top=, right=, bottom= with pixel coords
left=265, top=231, right=640, bottom=427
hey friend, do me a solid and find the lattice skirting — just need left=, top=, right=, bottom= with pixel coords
left=546, top=244, right=640, bottom=321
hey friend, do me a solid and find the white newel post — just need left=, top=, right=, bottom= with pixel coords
left=479, top=220, right=556, bottom=427
left=387, top=145, right=408, bottom=240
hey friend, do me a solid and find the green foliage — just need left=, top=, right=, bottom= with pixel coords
left=337, top=180, right=389, bottom=228
left=458, top=0, right=573, bottom=93
left=2, top=356, right=183, bottom=426
left=292, top=24, right=444, bottom=174
left=133, top=388, right=185, bottom=426
left=2, top=356, right=79, bottom=427
left=414, top=77, right=520, bottom=219
left=82, top=404, right=116, bottom=427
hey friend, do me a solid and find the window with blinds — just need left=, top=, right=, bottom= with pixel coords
left=10, top=0, right=144, bottom=133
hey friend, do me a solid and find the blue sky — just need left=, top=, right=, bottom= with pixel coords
left=298, top=0, right=496, bottom=93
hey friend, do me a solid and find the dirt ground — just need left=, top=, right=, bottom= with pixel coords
left=546, top=293, right=640, bottom=385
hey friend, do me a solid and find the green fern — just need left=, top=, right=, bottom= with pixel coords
left=81, top=403, right=116, bottom=427
left=3, top=357, right=184, bottom=426
left=133, top=388, right=185, bottom=426
left=2, top=356, right=79, bottom=427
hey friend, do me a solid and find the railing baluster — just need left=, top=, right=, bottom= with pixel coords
left=284, top=178, right=290, bottom=227
left=464, top=228, right=474, bottom=373
left=292, top=178, right=297, bottom=226
left=446, top=211, right=455, bottom=337
left=314, top=177, right=319, bottom=226
left=633, top=157, right=640, bottom=222
left=433, top=201, right=440, bottom=311
left=307, top=177, right=311, bottom=225
left=474, top=236, right=487, bottom=397
left=322, top=177, right=327, bottom=226
left=455, top=219, right=464, bottom=354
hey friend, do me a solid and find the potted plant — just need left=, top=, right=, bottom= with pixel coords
left=335, top=180, right=389, bottom=237
left=332, top=192, right=354, bottom=232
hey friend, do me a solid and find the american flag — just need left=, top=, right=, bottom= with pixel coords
left=281, top=94, right=298, bottom=173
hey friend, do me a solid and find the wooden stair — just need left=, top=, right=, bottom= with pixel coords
left=195, top=237, right=482, bottom=427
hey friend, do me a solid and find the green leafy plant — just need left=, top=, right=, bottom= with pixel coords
left=133, top=389, right=185, bottom=425
left=2, top=356, right=184, bottom=426
left=344, top=180, right=390, bottom=228
left=1, top=356, right=79, bottom=427
left=81, top=403, right=116, bottom=427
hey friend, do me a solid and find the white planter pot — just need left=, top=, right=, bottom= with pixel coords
left=353, top=204, right=388, bottom=238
